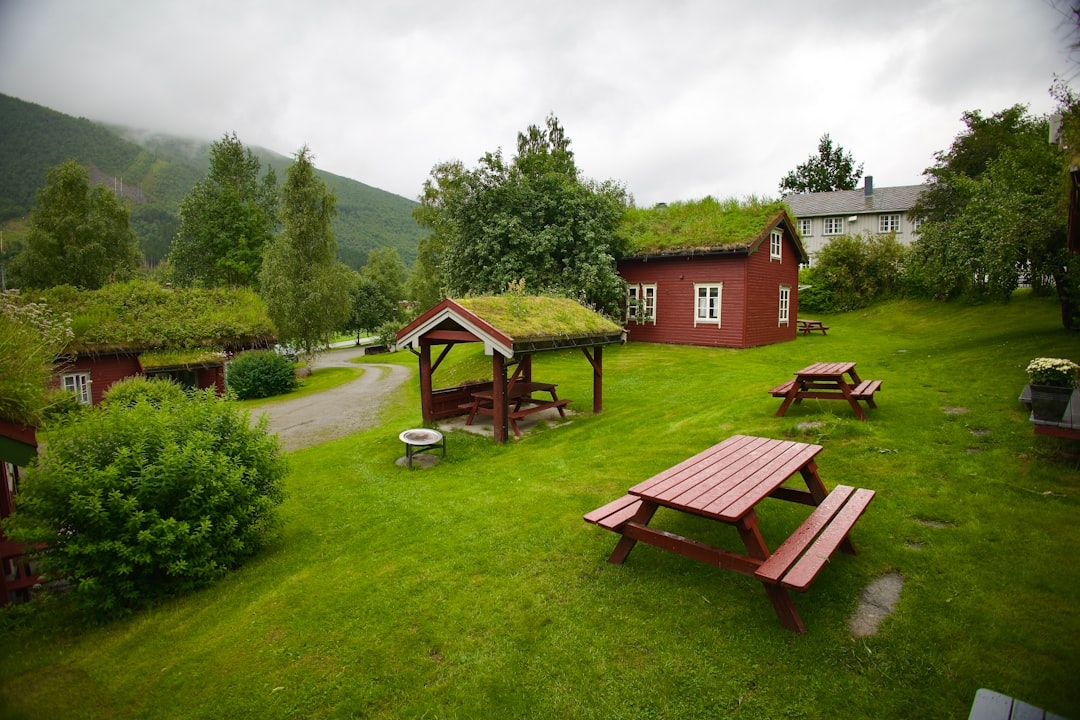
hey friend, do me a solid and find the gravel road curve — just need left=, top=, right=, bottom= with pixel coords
left=249, top=345, right=412, bottom=452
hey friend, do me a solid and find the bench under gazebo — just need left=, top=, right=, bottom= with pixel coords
left=395, top=296, right=625, bottom=443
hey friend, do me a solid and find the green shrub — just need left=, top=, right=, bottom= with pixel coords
left=1, top=388, right=287, bottom=618
left=102, top=375, right=188, bottom=409
left=800, top=232, right=908, bottom=313
left=226, top=350, right=298, bottom=400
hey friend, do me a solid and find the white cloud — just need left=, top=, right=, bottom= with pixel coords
left=0, top=0, right=1072, bottom=207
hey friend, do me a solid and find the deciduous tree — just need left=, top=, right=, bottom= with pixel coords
left=11, top=160, right=139, bottom=289
left=259, top=146, right=351, bottom=356
left=415, top=115, right=630, bottom=316
left=169, top=132, right=278, bottom=287
left=905, top=100, right=1078, bottom=329
left=778, top=134, right=864, bottom=195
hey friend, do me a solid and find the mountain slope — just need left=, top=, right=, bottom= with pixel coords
left=0, top=93, right=423, bottom=269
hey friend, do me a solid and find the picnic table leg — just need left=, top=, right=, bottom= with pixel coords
left=736, top=511, right=807, bottom=634
left=839, top=384, right=869, bottom=421
left=607, top=502, right=659, bottom=564
left=775, top=381, right=802, bottom=417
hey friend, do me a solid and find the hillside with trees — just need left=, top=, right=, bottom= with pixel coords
left=0, top=93, right=423, bottom=270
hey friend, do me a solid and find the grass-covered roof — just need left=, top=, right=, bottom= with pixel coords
left=455, top=295, right=622, bottom=341
left=24, top=281, right=276, bottom=354
left=618, top=196, right=793, bottom=258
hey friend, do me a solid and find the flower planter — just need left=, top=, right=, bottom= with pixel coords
left=1029, top=385, right=1074, bottom=423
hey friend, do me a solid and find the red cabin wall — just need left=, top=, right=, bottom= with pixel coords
left=618, top=238, right=800, bottom=349
left=53, top=354, right=226, bottom=405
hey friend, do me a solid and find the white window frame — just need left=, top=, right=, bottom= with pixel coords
left=878, top=214, right=901, bottom=233
left=694, top=283, right=722, bottom=327
left=769, top=229, right=783, bottom=260
left=797, top=218, right=812, bottom=237
left=62, top=372, right=92, bottom=405
left=823, top=217, right=845, bottom=235
left=626, top=283, right=657, bottom=324
left=779, top=285, right=791, bottom=325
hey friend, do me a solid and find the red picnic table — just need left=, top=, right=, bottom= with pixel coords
left=769, top=361, right=882, bottom=421
left=584, top=434, right=875, bottom=633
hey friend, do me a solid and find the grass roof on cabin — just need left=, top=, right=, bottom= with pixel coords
left=618, top=197, right=791, bottom=257
left=455, top=295, right=622, bottom=340
left=24, top=281, right=277, bottom=354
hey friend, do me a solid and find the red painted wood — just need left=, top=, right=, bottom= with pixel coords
left=755, top=486, right=856, bottom=583
left=618, top=224, right=801, bottom=349
left=780, top=488, right=874, bottom=591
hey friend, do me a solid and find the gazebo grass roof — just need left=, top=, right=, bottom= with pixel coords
left=24, top=281, right=276, bottom=355
left=618, top=196, right=792, bottom=257
left=455, top=295, right=622, bottom=341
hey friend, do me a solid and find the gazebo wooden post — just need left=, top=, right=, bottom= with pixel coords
left=418, top=342, right=434, bottom=423
left=493, top=353, right=508, bottom=444
left=583, top=346, right=604, bottom=413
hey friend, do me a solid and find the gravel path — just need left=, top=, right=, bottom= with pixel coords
left=249, top=346, right=412, bottom=452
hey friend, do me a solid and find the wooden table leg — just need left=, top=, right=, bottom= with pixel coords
left=735, top=511, right=807, bottom=634
left=776, top=381, right=803, bottom=417
left=607, top=502, right=658, bottom=564
left=839, top=383, right=869, bottom=421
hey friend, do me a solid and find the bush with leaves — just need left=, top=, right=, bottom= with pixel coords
left=1, top=378, right=287, bottom=618
left=799, top=232, right=908, bottom=313
left=226, top=349, right=298, bottom=400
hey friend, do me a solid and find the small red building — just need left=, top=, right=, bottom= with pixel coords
left=617, top=198, right=807, bottom=348
left=29, top=282, right=277, bottom=405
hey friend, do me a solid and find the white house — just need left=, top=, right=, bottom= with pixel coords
left=783, top=176, right=927, bottom=263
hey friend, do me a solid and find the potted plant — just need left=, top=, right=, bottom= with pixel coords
left=1025, top=357, right=1079, bottom=422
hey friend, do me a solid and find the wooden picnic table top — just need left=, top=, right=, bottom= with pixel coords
left=470, top=381, right=557, bottom=401
left=793, top=361, right=857, bottom=378
left=629, top=434, right=823, bottom=522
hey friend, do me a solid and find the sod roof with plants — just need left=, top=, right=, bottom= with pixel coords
left=618, top=196, right=796, bottom=258
left=24, top=281, right=276, bottom=355
left=454, top=295, right=623, bottom=343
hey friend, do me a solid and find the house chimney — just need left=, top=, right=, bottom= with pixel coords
left=864, top=176, right=874, bottom=197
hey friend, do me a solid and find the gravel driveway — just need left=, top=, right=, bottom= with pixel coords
left=249, top=345, right=412, bottom=452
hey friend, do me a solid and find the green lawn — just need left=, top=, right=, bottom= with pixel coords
left=2, top=292, right=1078, bottom=719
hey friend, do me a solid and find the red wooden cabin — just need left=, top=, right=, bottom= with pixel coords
left=618, top=200, right=807, bottom=349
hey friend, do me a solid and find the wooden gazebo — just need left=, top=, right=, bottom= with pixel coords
left=396, top=296, right=625, bottom=443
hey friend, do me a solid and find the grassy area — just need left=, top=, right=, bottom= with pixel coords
left=230, top=365, right=364, bottom=410
left=2, top=292, right=1079, bottom=719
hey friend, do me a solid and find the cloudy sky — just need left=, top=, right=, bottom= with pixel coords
left=0, top=0, right=1075, bottom=207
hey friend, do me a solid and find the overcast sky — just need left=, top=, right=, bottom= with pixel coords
left=0, top=0, right=1076, bottom=207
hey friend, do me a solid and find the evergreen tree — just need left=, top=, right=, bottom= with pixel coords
left=11, top=160, right=139, bottom=289
left=169, top=132, right=278, bottom=287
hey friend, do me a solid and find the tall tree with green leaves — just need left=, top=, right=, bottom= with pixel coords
left=905, top=100, right=1078, bottom=329
left=778, top=133, right=865, bottom=195
left=415, top=115, right=630, bottom=316
left=10, top=160, right=139, bottom=289
left=259, top=146, right=351, bottom=356
left=169, top=132, right=278, bottom=287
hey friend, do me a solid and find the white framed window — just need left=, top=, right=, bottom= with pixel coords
left=823, top=217, right=845, bottom=235
left=797, top=218, right=812, bottom=237
left=62, top=372, right=92, bottom=405
left=879, top=214, right=900, bottom=233
left=770, top=229, right=783, bottom=260
left=626, top=283, right=657, bottom=324
left=694, top=283, right=722, bottom=326
left=779, top=285, right=791, bottom=325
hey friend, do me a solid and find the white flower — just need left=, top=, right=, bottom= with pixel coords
left=1026, top=357, right=1080, bottom=388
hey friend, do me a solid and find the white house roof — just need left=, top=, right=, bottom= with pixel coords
left=784, top=184, right=927, bottom=218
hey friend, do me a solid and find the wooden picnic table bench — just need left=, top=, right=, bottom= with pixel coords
left=464, top=381, right=569, bottom=437
left=770, top=362, right=881, bottom=421
left=584, top=434, right=875, bottom=633
left=797, top=319, right=829, bottom=335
